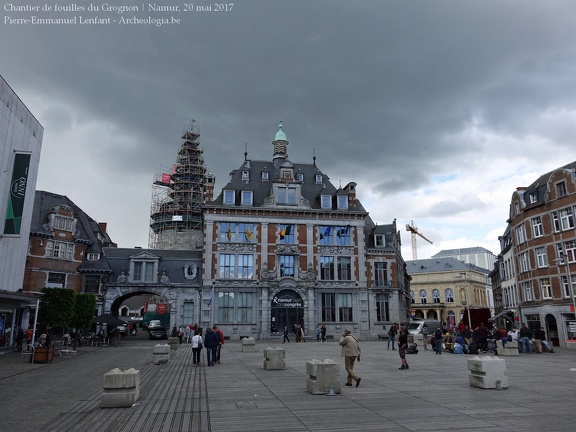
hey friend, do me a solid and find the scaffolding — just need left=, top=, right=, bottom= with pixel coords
left=149, top=121, right=206, bottom=250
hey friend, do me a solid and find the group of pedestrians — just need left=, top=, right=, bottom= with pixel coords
left=190, top=324, right=224, bottom=367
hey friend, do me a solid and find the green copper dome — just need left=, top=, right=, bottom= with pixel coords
left=274, top=120, right=287, bottom=141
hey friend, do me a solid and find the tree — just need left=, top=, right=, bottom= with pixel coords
left=72, top=293, right=97, bottom=331
left=38, top=288, right=76, bottom=340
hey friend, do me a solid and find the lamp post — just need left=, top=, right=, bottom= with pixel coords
left=456, top=273, right=472, bottom=327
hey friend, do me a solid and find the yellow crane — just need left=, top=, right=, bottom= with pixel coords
left=405, top=220, right=433, bottom=260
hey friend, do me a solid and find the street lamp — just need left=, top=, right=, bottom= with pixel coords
left=456, top=273, right=472, bottom=327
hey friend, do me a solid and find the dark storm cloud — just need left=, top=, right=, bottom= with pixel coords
left=2, top=0, right=576, bottom=248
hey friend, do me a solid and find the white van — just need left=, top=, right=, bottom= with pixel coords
left=407, top=319, right=441, bottom=336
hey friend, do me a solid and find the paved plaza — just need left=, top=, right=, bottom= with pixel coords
left=0, top=335, right=575, bottom=432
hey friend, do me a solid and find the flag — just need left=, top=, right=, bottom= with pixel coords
left=278, top=225, right=292, bottom=239
left=246, top=226, right=253, bottom=242
left=320, top=226, right=331, bottom=240
left=227, top=225, right=232, bottom=241
left=336, top=226, right=350, bottom=238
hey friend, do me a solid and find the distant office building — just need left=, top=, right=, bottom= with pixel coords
left=432, top=247, right=496, bottom=271
left=0, top=75, right=43, bottom=349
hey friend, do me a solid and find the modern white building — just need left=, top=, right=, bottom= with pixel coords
left=0, top=75, right=43, bottom=350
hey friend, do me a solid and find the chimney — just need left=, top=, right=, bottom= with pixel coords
left=205, top=173, right=216, bottom=203
left=344, top=182, right=357, bottom=206
left=98, top=222, right=107, bottom=233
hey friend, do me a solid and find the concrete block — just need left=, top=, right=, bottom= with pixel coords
left=306, top=359, right=341, bottom=395
left=242, top=337, right=256, bottom=352
left=495, top=340, right=519, bottom=356
left=263, top=347, right=285, bottom=370
left=152, top=344, right=170, bottom=363
left=467, top=356, right=508, bottom=390
left=102, top=368, right=140, bottom=407
left=167, top=337, right=179, bottom=350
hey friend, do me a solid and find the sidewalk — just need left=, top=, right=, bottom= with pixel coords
left=1, top=338, right=575, bottom=431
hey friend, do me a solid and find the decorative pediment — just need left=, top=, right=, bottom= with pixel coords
left=128, top=251, right=160, bottom=260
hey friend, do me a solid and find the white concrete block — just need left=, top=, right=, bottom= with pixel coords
left=263, top=347, right=285, bottom=370
left=306, top=359, right=341, bottom=395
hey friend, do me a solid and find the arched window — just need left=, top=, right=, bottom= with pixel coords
left=445, top=288, right=454, bottom=303
left=419, top=290, right=427, bottom=304
left=432, top=289, right=440, bottom=303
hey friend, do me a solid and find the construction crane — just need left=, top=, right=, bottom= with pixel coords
left=405, top=220, right=433, bottom=260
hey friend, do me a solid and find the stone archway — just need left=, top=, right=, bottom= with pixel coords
left=270, top=289, right=304, bottom=334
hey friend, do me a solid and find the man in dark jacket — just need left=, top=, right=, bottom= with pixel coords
left=204, top=326, right=221, bottom=366
left=519, top=324, right=533, bottom=353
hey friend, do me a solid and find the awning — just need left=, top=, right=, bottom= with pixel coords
left=489, top=309, right=515, bottom=322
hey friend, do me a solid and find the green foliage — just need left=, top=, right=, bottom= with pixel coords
left=38, top=288, right=76, bottom=332
left=73, top=294, right=97, bottom=331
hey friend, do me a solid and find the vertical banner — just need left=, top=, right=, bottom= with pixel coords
left=4, top=153, right=31, bottom=235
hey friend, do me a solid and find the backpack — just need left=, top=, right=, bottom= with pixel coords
left=407, top=344, right=418, bottom=354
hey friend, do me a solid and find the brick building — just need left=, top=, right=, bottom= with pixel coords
left=500, top=161, right=576, bottom=348
left=200, top=122, right=409, bottom=340
left=23, top=191, right=116, bottom=313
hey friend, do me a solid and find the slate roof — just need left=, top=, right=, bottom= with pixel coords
left=103, top=248, right=202, bottom=285
left=517, top=160, right=576, bottom=205
left=406, top=257, right=489, bottom=275
left=31, top=190, right=116, bottom=273
left=211, top=158, right=367, bottom=212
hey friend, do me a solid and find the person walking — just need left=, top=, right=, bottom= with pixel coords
left=434, top=325, right=443, bottom=354
left=213, top=325, right=224, bottom=364
left=398, top=326, right=409, bottom=370
left=191, top=329, right=203, bottom=366
left=339, top=329, right=361, bottom=387
left=422, top=324, right=430, bottom=351
left=315, top=324, right=321, bottom=342
left=283, top=326, right=290, bottom=343
left=204, top=326, right=220, bottom=366
left=320, top=324, right=327, bottom=342
left=387, top=323, right=397, bottom=350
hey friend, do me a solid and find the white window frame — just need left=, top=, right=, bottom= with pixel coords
left=87, top=253, right=100, bottom=261
left=535, top=247, right=547, bottom=268
left=52, top=215, right=75, bottom=232
left=556, top=181, right=567, bottom=197
left=337, top=195, right=348, bottom=210
left=46, top=240, right=74, bottom=260
left=278, top=187, right=296, bottom=205
left=540, top=278, right=552, bottom=299
left=519, top=252, right=530, bottom=272
left=375, top=234, right=384, bottom=247
left=531, top=216, right=543, bottom=238
left=130, top=260, right=157, bottom=283
left=296, top=173, right=304, bottom=182
left=261, top=171, right=269, bottom=181
left=242, top=170, right=250, bottom=180
left=321, top=195, right=331, bottom=209
left=559, top=208, right=574, bottom=231
left=315, top=174, right=323, bottom=184
left=529, top=192, right=537, bottom=204
left=515, top=224, right=526, bottom=244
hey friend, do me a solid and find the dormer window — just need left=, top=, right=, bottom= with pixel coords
left=223, top=190, right=235, bottom=205
left=130, top=256, right=158, bottom=283
left=556, top=181, right=567, bottom=197
left=321, top=195, right=331, bottom=209
left=278, top=187, right=296, bottom=205
left=52, top=215, right=75, bottom=232
left=241, top=191, right=253, bottom=206
left=337, top=196, right=348, bottom=210
left=296, top=173, right=304, bottom=182
left=87, top=253, right=100, bottom=261
left=315, top=174, right=323, bottom=184
left=529, top=192, right=538, bottom=204
left=375, top=234, right=384, bottom=247
left=262, top=171, right=269, bottom=181
left=242, top=171, right=250, bottom=180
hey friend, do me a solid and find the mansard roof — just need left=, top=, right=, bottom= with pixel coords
left=406, top=257, right=489, bottom=275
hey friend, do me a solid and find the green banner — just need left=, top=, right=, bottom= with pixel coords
left=4, top=153, right=31, bottom=235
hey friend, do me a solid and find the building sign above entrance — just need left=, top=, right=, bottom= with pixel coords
left=272, top=294, right=303, bottom=308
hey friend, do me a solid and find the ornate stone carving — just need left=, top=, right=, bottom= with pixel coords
left=317, top=246, right=354, bottom=255
left=160, top=270, right=170, bottom=284
left=116, top=270, right=127, bottom=283
left=218, top=243, right=257, bottom=252
left=275, top=245, right=300, bottom=255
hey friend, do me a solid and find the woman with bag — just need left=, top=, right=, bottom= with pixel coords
left=191, top=329, right=203, bottom=367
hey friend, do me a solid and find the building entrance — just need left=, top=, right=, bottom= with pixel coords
left=270, top=290, right=304, bottom=334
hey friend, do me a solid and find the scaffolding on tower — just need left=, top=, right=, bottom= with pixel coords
left=149, top=120, right=206, bottom=250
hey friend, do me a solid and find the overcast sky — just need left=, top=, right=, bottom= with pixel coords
left=3, top=0, right=576, bottom=261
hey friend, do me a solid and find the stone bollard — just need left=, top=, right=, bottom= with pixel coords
left=152, top=344, right=170, bottom=364
left=102, top=368, right=140, bottom=408
left=167, top=337, right=179, bottom=350
left=306, top=359, right=341, bottom=395
left=495, top=340, right=519, bottom=356
left=467, top=356, right=509, bottom=389
left=242, top=337, right=256, bottom=352
left=263, top=347, right=285, bottom=370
